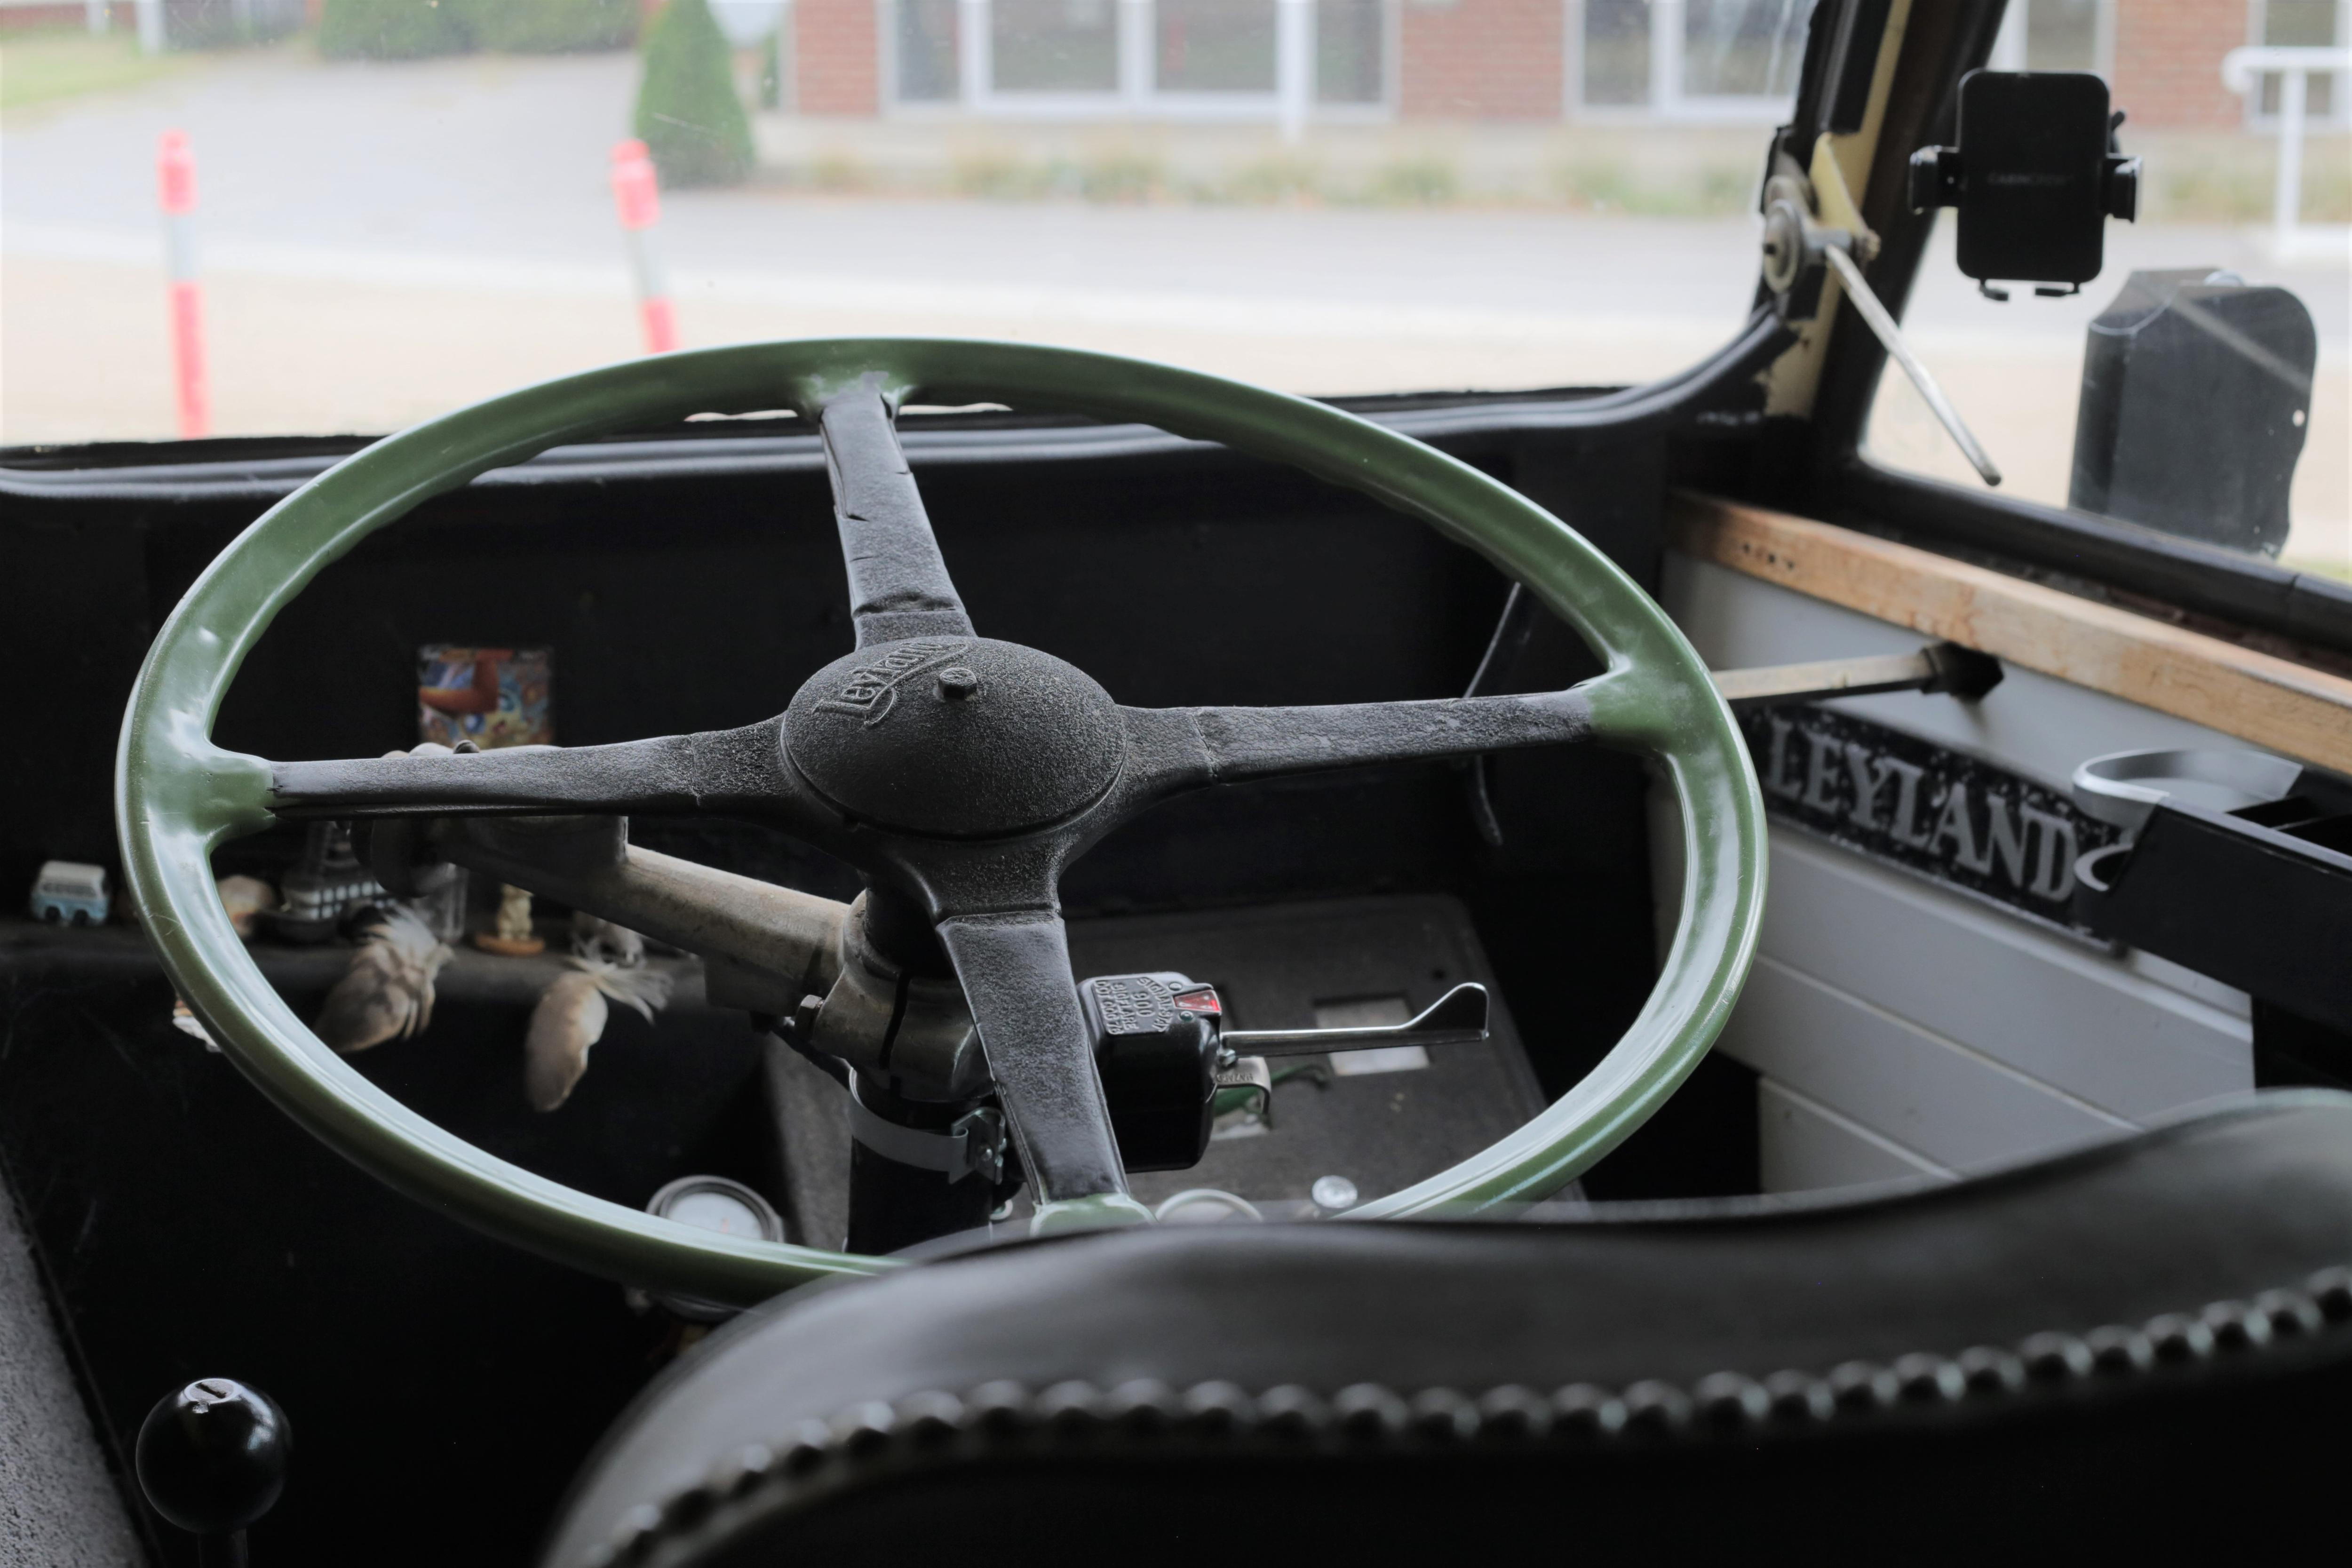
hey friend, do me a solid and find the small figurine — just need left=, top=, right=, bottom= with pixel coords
left=570, top=911, right=645, bottom=967
left=316, top=907, right=453, bottom=1054
left=524, top=959, right=673, bottom=1111
left=472, top=883, right=546, bottom=957
left=30, top=860, right=108, bottom=926
left=215, top=875, right=277, bottom=941
left=272, top=821, right=386, bottom=944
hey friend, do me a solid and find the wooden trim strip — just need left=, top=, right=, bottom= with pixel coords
left=1667, top=491, right=2352, bottom=774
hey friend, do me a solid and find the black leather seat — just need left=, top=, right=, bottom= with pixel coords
left=546, top=1092, right=2352, bottom=1567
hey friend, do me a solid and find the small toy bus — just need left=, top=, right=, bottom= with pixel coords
left=30, top=860, right=109, bottom=926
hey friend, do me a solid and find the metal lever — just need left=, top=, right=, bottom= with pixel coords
left=1713, top=641, right=2003, bottom=708
left=1759, top=151, right=2001, bottom=489
left=1820, top=245, right=2003, bottom=487
left=1221, top=983, right=1489, bottom=1059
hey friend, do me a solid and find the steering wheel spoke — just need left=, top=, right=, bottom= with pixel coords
left=934, top=908, right=1147, bottom=1229
left=1112, top=689, right=1597, bottom=812
left=816, top=378, right=975, bottom=648
left=267, top=719, right=806, bottom=824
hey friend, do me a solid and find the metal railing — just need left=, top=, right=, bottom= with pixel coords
left=2221, top=44, right=2352, bottom=260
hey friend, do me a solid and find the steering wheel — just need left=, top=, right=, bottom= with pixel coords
left=117, top=340, right=1764, bottom=1307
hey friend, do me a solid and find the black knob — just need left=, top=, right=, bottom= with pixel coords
left=136, top=1377, right=289, bottom=1537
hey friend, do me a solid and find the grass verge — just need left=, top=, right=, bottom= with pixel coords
left=0, top=26, right=192, bottom=112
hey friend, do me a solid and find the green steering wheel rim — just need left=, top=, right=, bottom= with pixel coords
left=115, top=338, right=1765, bottom=1306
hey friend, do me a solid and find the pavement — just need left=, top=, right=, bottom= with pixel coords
left=4, top=45, right=2345, bottom=564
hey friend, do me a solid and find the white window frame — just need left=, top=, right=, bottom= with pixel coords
left=2242, top=0, right=2352, bottom=129
left=1565, top=0, right=1819, bottom=125
left=1985, top=0, right=2116, bottom=78
left=879, top=0, right=1398, bottom=126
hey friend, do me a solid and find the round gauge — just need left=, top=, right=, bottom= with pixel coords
left=642, top=1177, right=786, bottom=1321
left=1153, top=1189, right=1263, bottom=1225
left=1310, top=1175, right=1360, bottom=1212
left=660, top=1186, right=770, bottom=1240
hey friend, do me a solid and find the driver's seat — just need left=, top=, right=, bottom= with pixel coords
left=547, top=1092, right=2352, bottom=1567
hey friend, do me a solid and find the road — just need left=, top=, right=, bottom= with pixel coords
left=4, top=45, right=2344, bottom=561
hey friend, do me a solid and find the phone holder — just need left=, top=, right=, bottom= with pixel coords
left=1910, top=71, right=2141, bottom=301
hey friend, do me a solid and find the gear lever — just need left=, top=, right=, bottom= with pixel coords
left=136, top=1377, right=288, bottom=1568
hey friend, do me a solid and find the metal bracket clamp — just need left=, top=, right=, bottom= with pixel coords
left=1210, top=1051, right=1274, bottom=1119
left=844, top=1081, right=1006, bottom=1185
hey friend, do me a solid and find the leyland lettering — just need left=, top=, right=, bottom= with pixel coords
left=1738, top=706, right=2117, bottom=935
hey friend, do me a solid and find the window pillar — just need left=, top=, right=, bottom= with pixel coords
left=1119, top=0, right=1153, bottom=108
left=957, top=0, right=988, bottom=104
left=1649, top=0, right=1685, bottom=115
left=1278, top=0, right=1317, bottom=140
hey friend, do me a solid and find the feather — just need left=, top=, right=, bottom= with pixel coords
left=316, top=906, right=453, bottom=1054
left=525, top=971, right=607, bottom=1112
left=569, top=911, right=645, bottom=967
left=524, top=957, right=675, bottom=1111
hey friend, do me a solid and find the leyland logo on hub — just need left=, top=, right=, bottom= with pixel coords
left=814, top=639, right=972, bottom=726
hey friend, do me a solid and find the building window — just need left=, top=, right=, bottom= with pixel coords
left=1986, top=0, right=2111, bottom=76
left=898, top=0, right=962, bottom=102
left=1580, top=0, right=1651, bottom=108
left=995, top=0, right=1123, bottom=93
left=1681, top=0, right=1813, bottom=98
left=1158, top=0, right=1278, bottom=93
left=1574, top=0, right=1818, bottom=120
left=1316, top=0, right=1385, bottom=103
left=2251, top=0, right=2343, bottom=120
left=884, top=0, right=1393, bottom=115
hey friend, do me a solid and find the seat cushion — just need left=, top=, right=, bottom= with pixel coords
left=545, top=1092, right=2352, bottom=1567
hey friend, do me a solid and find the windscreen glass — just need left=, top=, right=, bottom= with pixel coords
left=1863, top=2, right=2349, bottom=581
left=1, top=0, right=1811, bottom=446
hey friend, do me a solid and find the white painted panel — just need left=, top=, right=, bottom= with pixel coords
left=1758, top=832, right=2252, bottom=1119
left=1663, top=552, right=2272, bottom=793
left=1660, top=547, right=2265, bottom=1181
left=1758, top=1078, right=1952, bottom=1192
left=1719, top=954, right=2133, bottom=1171
left=2123, top=949, right=2253, bottom=1020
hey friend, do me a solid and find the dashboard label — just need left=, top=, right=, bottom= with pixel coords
left=1740, top=704, right=2119, bottom=938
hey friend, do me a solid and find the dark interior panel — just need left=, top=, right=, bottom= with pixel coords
left=0, top=419, right=1733, bottom=1565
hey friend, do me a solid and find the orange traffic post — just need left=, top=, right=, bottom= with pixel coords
left=156, top=129, right=208, bottom=438
left=610, top=140, right=677, bottom=355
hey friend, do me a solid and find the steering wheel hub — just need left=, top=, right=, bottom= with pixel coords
left=784, top=636, right=1123, bottom=837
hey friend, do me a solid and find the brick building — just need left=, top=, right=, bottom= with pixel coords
left=764, top=0, right=2345, bottom=129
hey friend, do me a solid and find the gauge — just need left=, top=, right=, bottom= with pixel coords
left=641, top=1177, right=785, bottom=1322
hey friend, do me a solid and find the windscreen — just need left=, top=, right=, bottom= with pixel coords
left=1864, top=0, right=2348, bottom=581
left=1, top=0, right=1805, bottom=445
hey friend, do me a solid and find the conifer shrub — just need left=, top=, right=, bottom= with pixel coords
left=633, top=0, right=755, bottom=188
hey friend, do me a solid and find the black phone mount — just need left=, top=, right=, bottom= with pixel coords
left=1909, top=71, right=2141, bottom=301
